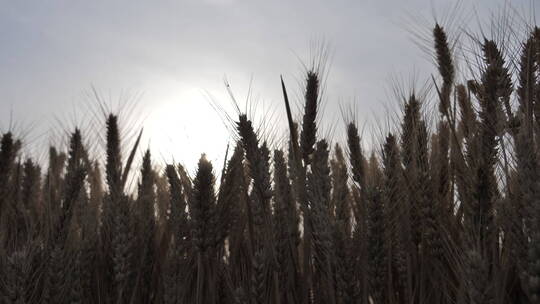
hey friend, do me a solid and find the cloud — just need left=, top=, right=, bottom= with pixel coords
left=0, top=0, right=537, bottom=168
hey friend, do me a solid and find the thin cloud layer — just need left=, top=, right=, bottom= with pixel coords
left=0, top=0, right=537, bottom=169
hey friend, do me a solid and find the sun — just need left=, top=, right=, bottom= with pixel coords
left=143, top=79, right=232, bottom=174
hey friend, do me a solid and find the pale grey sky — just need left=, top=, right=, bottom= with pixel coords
left=0, top=0, right=537, bottom=171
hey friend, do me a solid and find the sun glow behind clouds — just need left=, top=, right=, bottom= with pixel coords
left=143, top=78, right=232, bottom=174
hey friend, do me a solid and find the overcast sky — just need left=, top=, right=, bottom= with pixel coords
left=0, top=0, right=537, bottom=172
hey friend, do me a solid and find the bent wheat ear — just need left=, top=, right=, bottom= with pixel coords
left=281, top=76, right=299, bottom=161
left=121, top=128, right=143, bottom=189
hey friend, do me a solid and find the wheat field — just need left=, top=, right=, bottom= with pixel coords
left=1, top=18, right=540, bottom=304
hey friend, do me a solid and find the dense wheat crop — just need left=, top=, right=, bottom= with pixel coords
left=2, top=19, right=540, bottom=304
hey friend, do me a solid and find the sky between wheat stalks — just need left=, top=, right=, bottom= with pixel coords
left=0, top=0, right=537, bottom=173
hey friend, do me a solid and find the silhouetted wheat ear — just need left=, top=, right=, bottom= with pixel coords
left=273, top=148, right=301, bottom=303
left=347, top=123, right=365, bottom=189
left=300, top=70, right=319, bottom=165
left=106, top=114, right=123, bottom=200
left=433, top=23, right=454, bottom=115
left=190, top=154, right=216, bottom=253
left=214, top=144, right=244, bottom=248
